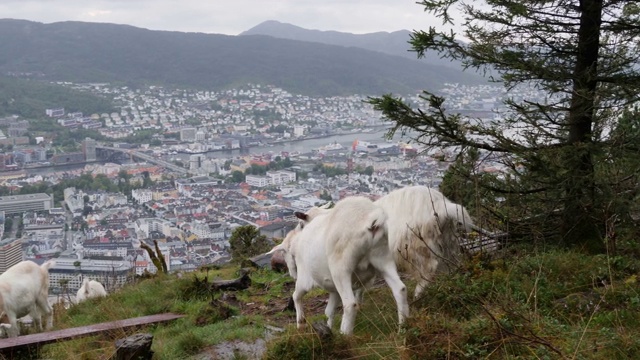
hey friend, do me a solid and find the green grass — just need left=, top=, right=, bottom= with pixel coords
left=35, top=246, right=640, bottom=359
left=41, top=267, right=293, bottom=360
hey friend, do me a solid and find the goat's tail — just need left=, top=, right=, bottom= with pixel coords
left=41, top=260, right=56, bottom=272
left=81, top=277, right=91, bottom=294
left=265, top=243, right=285, bottom=255
left=365, top=205, right=388, bottom=242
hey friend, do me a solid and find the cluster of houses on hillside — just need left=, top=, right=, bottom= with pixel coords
left=0, top=81, right=528, bottom=297
left=7, top=136, right=475, bottom=294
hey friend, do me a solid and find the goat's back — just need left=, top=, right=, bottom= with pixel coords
left=291, top=196, right=389, bottom=290
left=375, top=186, right=472, bottom=273
left=0, top=261, right=51, bottom=318
left=323, top=196, right=389, bottom=258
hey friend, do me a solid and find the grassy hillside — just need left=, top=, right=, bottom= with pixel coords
left=35, top=244, right=640, bottom=360
left=0, top=19, right=484, bottom=97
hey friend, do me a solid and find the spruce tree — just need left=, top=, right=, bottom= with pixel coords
left=370, top=1, right=640, bottom=252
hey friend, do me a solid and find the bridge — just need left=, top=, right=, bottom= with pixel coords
left=96, top=146, right=192, bottom=175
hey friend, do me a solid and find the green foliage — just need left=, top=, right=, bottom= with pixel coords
left=267, top=124, right=289, bottom=134
left=264, top=329, right=354, bottom=360
left=174, top=330, right=207, bottom=355
left=139, top=240, right=168, bottom=275
left=245, top=163, right=268, bottom=175
left=243, top=157, right=295, bottom=176
left=371, top=1, right=640, bottom=252
left=253, top=109, right=283, bottom=123
left=230, top=170, right=245, bottom=183
left=40, top=244, right=640, bottom=359
left=408, top=246, right=640, bottom=359
left=0, top=76, right=114, bottom=118
left=222, top=159, right=232, bottom=171
left=49, top=127, right=108, bottom=149
left=44, top=265, right=287, bottom=360
left=7, top=171, right=150, bottom=207
left=119, top=129, right=162, bottom=144
left=228, top=225, right=271, bottom=262
left=313, top=164, right=347, bottom=177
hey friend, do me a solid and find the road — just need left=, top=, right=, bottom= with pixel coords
left=96, top=145, right=192, bottom=176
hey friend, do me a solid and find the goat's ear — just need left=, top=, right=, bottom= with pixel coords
left=294, top=212, right=308, bottom=221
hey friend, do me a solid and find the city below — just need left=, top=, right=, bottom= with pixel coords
left=0, top=81, right=519, bottom=299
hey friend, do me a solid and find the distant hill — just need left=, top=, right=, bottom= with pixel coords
left=0, top=19, right=484, bottom=97
left=241, top=20, right=467, bottom=70
left=241, top=21, right=418, bottom=60
left=0, top=76, right=114, bottom=119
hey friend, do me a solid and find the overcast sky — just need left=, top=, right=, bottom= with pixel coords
left=0, top=0, right=458, bottom=35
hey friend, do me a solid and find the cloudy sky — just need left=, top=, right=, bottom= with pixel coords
left=0, top=0, right=458, bottom=35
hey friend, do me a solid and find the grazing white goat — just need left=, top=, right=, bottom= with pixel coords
left=76, top=277, right=107, bottom=303
left=294, top=187, right=473, bottom=299
left=0, top=260, right=56, bottom=337
left=269, top=196, right=409, bottom=335
left=374, top=186, right=473, bottom=298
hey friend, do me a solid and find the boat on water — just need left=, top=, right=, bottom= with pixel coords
left=316, top=141, right=344, bottom=153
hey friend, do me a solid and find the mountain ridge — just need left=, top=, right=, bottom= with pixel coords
left=0, top=19, right=483, bottom=96
left=241, top=20, right=466, bottom=70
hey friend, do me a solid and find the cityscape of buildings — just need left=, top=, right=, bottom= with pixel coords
left=0, top=82, right=538, bottom=298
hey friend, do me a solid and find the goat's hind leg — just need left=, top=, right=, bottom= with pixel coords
left=324, top=292, right=340, bottom=329
left=370, top=256, right=409, bottom=326
left=331, top=266, right=359, bottom=335
left=292, top=277, right=313, bottom=330
left=36, top=296, right=53, bottom=330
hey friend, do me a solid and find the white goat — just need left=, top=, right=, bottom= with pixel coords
left=0, top=260, right=56, bottom=337
left=374, top=186, right=473, bottom=298
left=294, top=187, right=473, bottom=299
left=76, top=277, right=107, bottom=303
left=270, top=196, right=409, bottom=335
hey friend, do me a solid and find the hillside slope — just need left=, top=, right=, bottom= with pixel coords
left=0, top=19, right=483, bottom=96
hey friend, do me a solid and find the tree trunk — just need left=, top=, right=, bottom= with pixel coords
left=563, top=0, right=603, bottom=252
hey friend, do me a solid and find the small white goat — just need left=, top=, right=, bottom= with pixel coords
left=270, top=196, right=409, bottom=335
left=0, top=260, right=56, bottom=337
left=76, top=277, right=107, bottom=303
left=374, top=186, right=473, bottom=298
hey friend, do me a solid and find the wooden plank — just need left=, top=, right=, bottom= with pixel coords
left=0, top=313, right=184, bottom=351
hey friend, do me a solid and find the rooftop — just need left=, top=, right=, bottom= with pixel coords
left=0, top=193, right=52, bottom=203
